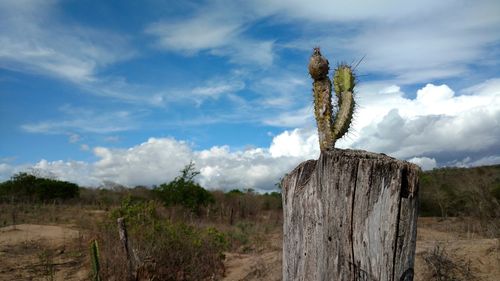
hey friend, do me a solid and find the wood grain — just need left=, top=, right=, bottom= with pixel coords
left=282, top=149, right=420, bottom=281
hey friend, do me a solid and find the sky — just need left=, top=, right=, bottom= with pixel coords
left=0, top=0, right=499, bottom=192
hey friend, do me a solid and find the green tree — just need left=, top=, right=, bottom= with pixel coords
left=154, top=162, right=214, bottom=213
left=0, top=172, right=79, bottom=202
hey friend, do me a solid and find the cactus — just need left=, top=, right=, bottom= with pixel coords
left=90, top=239, right=101, bottom=281
left=308, top=48, right=355, bottom=151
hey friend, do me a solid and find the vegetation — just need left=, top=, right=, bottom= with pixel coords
left=423, top=244, right=478, bottom=281
left=98, top=198, right=227, bottom=280
left=419, top=165, right=500, bottom=216
left=90, top=240, right=101, bottom=281
left=153, top=162, right=215, bottom=213
left=0, top=172, right=79, bottom=202
left=1, top=163, right=498, bottom=279
left=419, top=164, right=500, bottom=237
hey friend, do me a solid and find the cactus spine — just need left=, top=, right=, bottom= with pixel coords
left=90, top=239, right=101, bottom=281
left=308, top=48, right=355, bottom=151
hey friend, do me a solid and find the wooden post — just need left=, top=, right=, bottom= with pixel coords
left=282, top=149, right=420, bottom=281
left=117, top=217, right=137, bottom=281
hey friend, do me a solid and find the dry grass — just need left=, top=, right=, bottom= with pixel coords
left=422, top=244, right=478, bottom=281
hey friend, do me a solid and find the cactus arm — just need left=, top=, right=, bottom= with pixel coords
left=332, top=64, right=355, bottom=143
left=332, top=90, right=354, bottom=142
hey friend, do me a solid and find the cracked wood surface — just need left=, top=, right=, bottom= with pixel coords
left=282, top=149, right=420, bottom=281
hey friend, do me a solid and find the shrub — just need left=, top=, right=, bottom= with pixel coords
left=423, top=244, right=478, bottom=280
left=491, top=183, right=500, bottom=202
left=0, top=172, right=79, bottom=202
left=154, top=162, right=214, bottom=213
left=98, top=198, right=227, bottom=280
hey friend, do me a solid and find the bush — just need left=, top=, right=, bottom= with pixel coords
left=491, top=184, right=500, bottom=202
left=154, top=162, right=214, bottom=213
left=423, top=244, right=478, bottom=280
left=97, top=198, right=227, bottom=280
left=0, top=172, right=79, bottom=202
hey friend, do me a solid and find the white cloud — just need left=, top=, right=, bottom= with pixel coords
left=190, top=79, right=246, bottom=104
left=21, top=105, right=138, bottom=134
left=462, top=78, right=500, bottom=97
left=145, top=1, right=275, bottom=66
left=348, top=7, right=500, bottom=83
left=408, top=157, right=437, bottom=171
left=146, top=16, right=242, bottom=53
left=0, top=0, right=163, bottom=106
left=210, top=39, right=275, bottom=66
left=252, top=75, right=308, bottom=108
left=263, top=106, right=314, bottom=127
left=3, top=75, right=500, bottom=190
left=252, top=0, right=455, bottom=22
left=467, top=155, right=500, bottom=167
left=32, top=159, right=100, bottom=187
left=0, top=0, right=134, bottom=83
left=348, top=80, right=500, bottom=166
left=0, top=163, right=14, bottom=182
left=0, top=131, right=319, bottom=191
left=264, top=78, right=500, bottom=167
left=273, top=0, right=500, bottom=83
left=269, top=128, right=319, bottom=158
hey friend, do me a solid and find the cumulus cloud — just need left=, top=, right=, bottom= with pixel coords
left=3, top=79, right=499, bottom=190
left=0, top=133, right=316, bottom=191
left=269, top=128, right=319, bottom=158
left=263, top=78, right=500, bottom=168
left=351, top=81, right=500, bottom=161
left=408, top=157, right=437, bottom=171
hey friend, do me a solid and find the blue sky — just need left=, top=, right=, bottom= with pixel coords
left=1, top=0, right=499, bottom=191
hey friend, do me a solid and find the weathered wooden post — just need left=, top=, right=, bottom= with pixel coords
left=281, top=49, right=420, bottom=281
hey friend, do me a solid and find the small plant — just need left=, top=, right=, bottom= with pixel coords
left=38, top=248, right=55, bottom=281
left=423, top=244, right=477, bottom=281
left=308, top=47, right=356, bottom=151
left=90, top=239, right=101, bottom=281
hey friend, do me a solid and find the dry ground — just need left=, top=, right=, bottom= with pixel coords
left=0, top=217, right=498, bottom=280
left=0, top=224, right=88, bottom=281
left=222, top=217, right=499, bottom=281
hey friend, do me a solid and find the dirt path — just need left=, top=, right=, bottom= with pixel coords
left=223, top=251, right=281, bottom=281
left=0, top=224, right=88, bottom=281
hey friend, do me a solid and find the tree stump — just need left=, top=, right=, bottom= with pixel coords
left=282, top=149, right=420, bottom=281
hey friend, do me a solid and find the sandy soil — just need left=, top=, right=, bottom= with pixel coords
left=0, top=218, right=498, bottom=280
left=0, top=224, right=88, bottom=281
left=414, top=218, right=500, bottom=281
left=223, top=218, right=500, bottom=281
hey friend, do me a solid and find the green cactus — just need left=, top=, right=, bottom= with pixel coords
left=308, top=48, right=355, bottom=151
left=90, top=239, right=101, bottom=281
